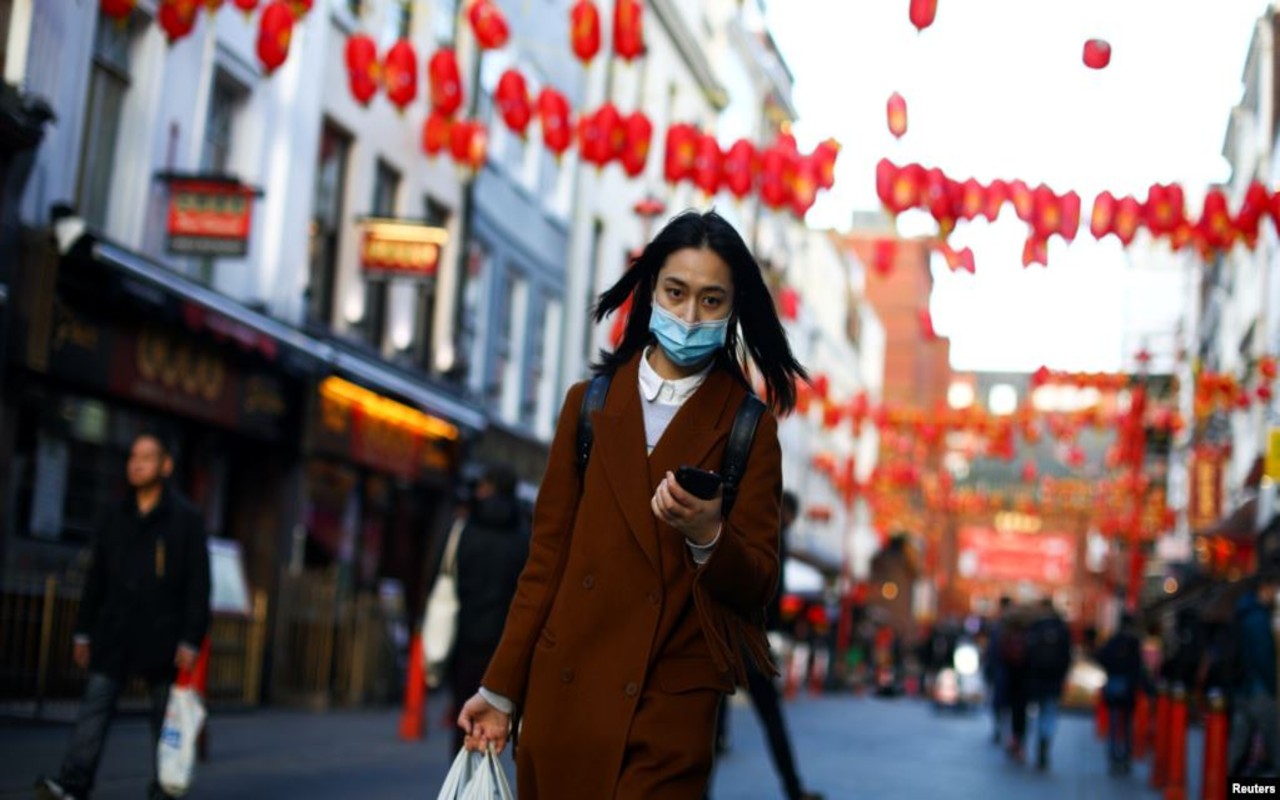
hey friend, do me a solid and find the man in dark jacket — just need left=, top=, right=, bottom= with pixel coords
left=37, top=432, right=210, bottom=800
left=1026, top=598, right=1072, bottom=770
left=451, top=464, right=529, bottom=754
left=984, top=596, right=1013, bottom=745
left=1098, top=613, right=1144, bottom=775
left=1228, top=573, right=1278, bottom=775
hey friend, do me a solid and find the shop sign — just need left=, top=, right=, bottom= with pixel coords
left=315, top=377, right=457, bottom=480
left=957, top=527, right=1076, bottom=585
left=1267, top=427, right=1280, bottom=482
left=359, top=218, right=449, bottom=279
left=163, top=175, right=260, bottom=257
left=1190, top=448, right=1225, bottom=532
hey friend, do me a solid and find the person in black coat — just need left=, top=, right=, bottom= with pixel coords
left=450, top=464, right=529, bottom=754
left=1097, top=613, right=1145, bottom=775
left=1026, top=598, right=1073, bottom=770
left=37, top=432, right=210, bottom=800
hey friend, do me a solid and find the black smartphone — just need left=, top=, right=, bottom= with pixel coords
left=675, top=466, right=723, bottom=500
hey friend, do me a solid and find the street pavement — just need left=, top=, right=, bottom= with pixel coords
left=0, top=692, right=1203, bottom=799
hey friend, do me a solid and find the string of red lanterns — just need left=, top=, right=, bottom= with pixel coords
left=113, top=0, right=309, bottom=74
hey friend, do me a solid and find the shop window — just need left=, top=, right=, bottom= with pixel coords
left=76, top=11, right=137, bottom=232
left=196, top=69, right=248, bottom=284
left=307, top=122, right=352, bottom=327
left=583, top=219, right=604, bottom=364
left=363, top=159, right=400, bottom=351
left=535, top=298, right=563, bottom=439
left=499, top=273, right=528, bottom=424
left=456, top=237, right=489, bottom=387
left=487, top=267, right=514, bottom=411
left=413, top=196, right=451, bottom=372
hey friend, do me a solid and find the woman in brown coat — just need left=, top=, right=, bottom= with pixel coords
left=458, top=210, right=808, bottom=798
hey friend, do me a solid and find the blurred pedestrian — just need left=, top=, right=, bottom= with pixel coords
left=36, top=432, right=210, bottom=800
left=1026, top=598, right=1072, bottom=770
left=709, top=490, right=823, bottom=800
left=1227, top=572, right=1279, bottom=776
left=449, top=464, right=529, bottom=754
left=456, top=210, right=808, bottom=799
left=999, top=603, right=1034, bottom=763
left=1097, top=612, right=1144, bottom=775
left=983, top=596, right=1013, bottom=745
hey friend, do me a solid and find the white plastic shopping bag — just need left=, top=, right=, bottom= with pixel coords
left=435, top=745, right=515, bottom=800
left=157, top=685, right=207, bottom=797
left=422, top=517, right=465, bottom=688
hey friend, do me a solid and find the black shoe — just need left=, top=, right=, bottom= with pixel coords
left=34, top=777, right=78, bottom=800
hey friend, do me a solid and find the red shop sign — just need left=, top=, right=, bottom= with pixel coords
left=957, top=527, right=1076, bottom=586
left=359, top=218, right=449, bottom=280
left=161, top=174, right=260, bottom=257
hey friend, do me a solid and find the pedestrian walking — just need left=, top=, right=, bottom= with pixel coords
left=708, top=490, right=824, bottom=800
left=449, top=465, right=529, bottom=754
left=1097, top=612, right=1145, bottom=775
left=999, top=603, right=1034, bottom=763
left=983, top=596, right=1013, bottom=745
left=1227, top=572, right=1279, bottom=776
left=455, top=210, right=807, bottom=799
left=36, top=432, right=211, bottom=800
left=1025, top=598, right=1072, bottom=770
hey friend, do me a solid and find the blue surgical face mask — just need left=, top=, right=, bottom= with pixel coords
left=649, top=300, right=730, bottom=367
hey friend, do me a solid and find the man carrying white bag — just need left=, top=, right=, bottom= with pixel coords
left=157, top=672, right=208, bottom=797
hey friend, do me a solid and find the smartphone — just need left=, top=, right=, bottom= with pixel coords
left=675, top=466, right=724, bottom=500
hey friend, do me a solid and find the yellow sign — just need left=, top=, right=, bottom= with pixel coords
left=1267, top=427, right=1280, bottom=481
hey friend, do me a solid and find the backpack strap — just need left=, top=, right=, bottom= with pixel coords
left=577, top=374, right=612, bottom=477
left=719, top=394, right=766, bottom=519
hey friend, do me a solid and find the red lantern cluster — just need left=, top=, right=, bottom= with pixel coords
left=1030, top=367, right=1130, bottom=392
left=449, top=119, right=489, bottom=173
left=1194, top=358, right=1279, bottom=418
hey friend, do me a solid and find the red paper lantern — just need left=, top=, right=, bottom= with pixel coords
left=693, top=133, right=723, bottom=197
left=778, top=286, right=800, bottom=321
left=983, top=179, right=1008, bottom=222
left=537, top=88, right=573, bottom=158
left=1143, top=183, right=1185, bottom=238
left=101, top=0, right=138, bottom=20
left=345, top=34, right=380, bottom=106
left=1021, top=461, right=1039, bottom=483
left=886, top=92, right=908, bottom=139
left=578, top=108, right=611, bottom=169
left=1114, top=195, right=1141, bottom=246
left=1197, top=188, right=1234, bottom=254
left=1059, top=191, right=1081, bottom=241
left=1236, top=180, right=1270, bottom=247
left=598, top=103, right=626, bottom=163
left=663, top=123, right=698, bottom=185
left=758, top=144, right=790, bottom=210
left=812, top=374, right=830, bottom=401
left=871, top=238, right=896, bottom=276
left=1262, top=356, right=1279, bottom=381
left=925, top=168, right=955, bottom=235
left=1022, top=236, right=1048, bottom=268
left=158, top=0, right=200, bottom=44
left=618, top=111, right=652, bottom=178
left=1008, top=179, right=1033, bottom=223
left=1031, top=184, right=1062, bottom=242
left=722, top=139, right=757, bottom=200
left=450, top=120, right=488, bottom=172
left=1091, top=190, right=1116, bottom=239
left=429, top=49, right=464, bottom=116
left=909, top=0, right=937, bottom=31
left=813, top=138, right=840, bottom=191
left=875, top=159, right=898, bottom=211
left=468, top=0, right=510, bottom=50
left=382, top=38, right=418, bottom=112
left=570, top=0, right=602, bottom=63
left=495, top=69, right=533, bottom=136
left=613, top=0, right=645, bottom=60
left=791, top=155, right=819, bottom=218
left=422, top=111, right=452, bottom=157
left=1065, top=446, right=1086, bottom=469
left=256, top=1, right=293, bottom=73
left=958, top=178, right=985, bottom=221
left=1083, top=39, right=1111, bottom=69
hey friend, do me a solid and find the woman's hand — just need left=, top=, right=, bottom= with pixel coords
left=457, top=693, right=512, bottom=755
left=651, top=471, right=721, bottom=545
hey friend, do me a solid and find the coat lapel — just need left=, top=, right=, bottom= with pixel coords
left=646, top=366, right=736, bottom=484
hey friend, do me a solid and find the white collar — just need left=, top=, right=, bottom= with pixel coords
left=638, top=346, right=713, bottom=404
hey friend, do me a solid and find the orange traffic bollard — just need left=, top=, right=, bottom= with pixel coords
left=192, top=637, right=211, bottom=763
left=400, top=633, right=426, bottom=741
left=1152, top=683, right=1171, bottom=789
left=1134, top=689, right=1151, bottom=760
left=1201, top=690, right=1229, bottom=800
left=1095, top=689, right=1110, bottom=739
left=1164, top=684, right=1189, bottom=800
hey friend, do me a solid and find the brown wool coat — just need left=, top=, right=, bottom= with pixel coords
left=482, top=353, right=782, bottom=799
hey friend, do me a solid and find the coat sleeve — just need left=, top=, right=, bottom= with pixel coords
left=181, top=509, right=211, bottom=649
left=481, top=382, right=587, bottom=706
left=74, top=526, right=109, bottom=641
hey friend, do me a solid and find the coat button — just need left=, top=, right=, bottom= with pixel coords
left=562, top=668, right=574, bottom=684
left=646, top=591, right=659, bottom=605
left=625, top=682, right=639, bottom=697
left=582, top=574, right=595, bottom=590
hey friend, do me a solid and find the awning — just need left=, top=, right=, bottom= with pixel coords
left=87, top=239, right=488, bottom=434
left=1198, top=496, right=1257, bottom=540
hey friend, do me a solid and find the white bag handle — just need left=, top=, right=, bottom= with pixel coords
left=437, top=744, right=514, bottom=800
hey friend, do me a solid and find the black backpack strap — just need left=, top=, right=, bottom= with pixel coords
left=720, top=394, right=766, bottom=518
left=577, top=374, right=612, bottom=477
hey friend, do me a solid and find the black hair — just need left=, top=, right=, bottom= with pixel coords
left=781, top=490, right=799, bottom=516
left=482, top=463, right=518, bottom=498
left=133, top=430, right=173, bottom=459
left=591, top=209, right=808, bottom=414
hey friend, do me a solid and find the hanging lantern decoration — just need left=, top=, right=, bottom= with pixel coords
left=1091, top=190, right=1117, bottom=239
left=693, top=133, right=723, bottom=197
left=1197, top=188, right=1234, bottom=254
left=663, top=123, right=698, bottom=185
left=791, top=155, right=819, bottom=218
left=619, top=111, right=653, bottom=178
left=909, top=0, right=937, bottom=31
left=925, top=168, right=956, bottom=236
left=1008, top=180, right=1034, bottom=223
left=613, top=0, right=645, bottom=61
left=1143, top=183, right=1184, bottom=238
left=571, top=0, right=602, bottom=63
left=578, top=107, right=611, bottom=170
left=722, top=139, right=757, bottom=200
left=429, top=49, right=464, bottom=116
left=1236, top=180, right=1270, bottom=247
left=256, top=1, right=293, bottom=73
left=422, top=111, right=452, bottom=158
left=886, top=92, right=908, bottom=139
left=382, top=38, right=419, bottom=113
left=450, top=120, right=489, bottom=172
left=345, top=34, right=380, bottom=106
left=876, top=158, right=897, bottom=211
left=1059, top=191, right=1081, bottom=241
left=536, top=88, right=573, bottom=159
left=101, top=0, right=139, bottom=20
left=758, top=144, right=790, bottom=210
left=983, top=179, right=1008, bottom=222
left=158, top=0, right=201, bottom=44
left=957, top=178, right=985, bottom=222
left=1083, top=39, right=1112, bottom=69
left=598, top=102, right=626, bottom=163
left=233, top=0, right=258, bottom=13
left=778, top=286, right=801, bottom=321
left=1114, top=195, right=1142, bottom=246
left=1021, top=461, right=1039, bottom=483
left=1021, top=236, right=1048, bottom=268
left=468, top=0, right=510, bottom=50
left=871, top=238, right=896, bottom=276
left=1030, top=185, right=1062, bottom=242
left=812, top=374, right=831, bottom=401
left=813, top=138, right=840, bottom=191
left=495, top=69, right=533, bottom=136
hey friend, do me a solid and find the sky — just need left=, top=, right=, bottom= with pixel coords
left=767, top=0, right=1271, bottom=373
